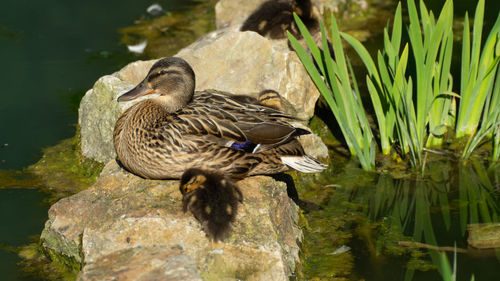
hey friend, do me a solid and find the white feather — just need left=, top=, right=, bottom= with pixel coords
left=146, top=4, right=163, bottom=15
left=127, top=41, right=147, bottom=54
left=252, top=144, right=261, bottom=153
left=280, top=156, right=327, bottom=173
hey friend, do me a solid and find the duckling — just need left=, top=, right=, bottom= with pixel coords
left=113, top=57, right=326, bottom=180
left=240, top=0, right=320, bottom=40
left=180, top=168, right=243, bottom=241
left=225, top=89, right=285, bottom=112
left=240, top=0, right=334, bottom=74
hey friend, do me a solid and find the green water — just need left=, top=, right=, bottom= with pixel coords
left=0, top=0, right=201, bottom=279
left=297, top=143, right=500, bottom=280
left=0, top=0, right=196, bottom=169
left=0, top=188, right=49, bottom=281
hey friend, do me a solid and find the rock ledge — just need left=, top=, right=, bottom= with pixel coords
left=41, top=161, right=302, bottom=280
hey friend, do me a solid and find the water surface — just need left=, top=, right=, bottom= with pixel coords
left=0, top=0, right=201, bottom=279
left=0, top=0, right=196, bottom=169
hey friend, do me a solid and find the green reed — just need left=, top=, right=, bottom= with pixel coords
left=345, top=0, right=455, bottom=165
left=290, top=0, right=499, bottom=167
left=288, top=14, right=376, bottom=170
left=460, top=1, right=500, bottom=160
left=456, top=0, right=500, bottom=144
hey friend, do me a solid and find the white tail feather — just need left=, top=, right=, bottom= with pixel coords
left=280, top=156, right=327, bottom=173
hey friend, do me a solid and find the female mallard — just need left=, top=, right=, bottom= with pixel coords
left=180, top=168, right=243, bottom=241
left=113, top=57, right=326, bottom=179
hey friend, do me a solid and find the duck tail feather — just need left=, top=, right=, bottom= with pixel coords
left=280, top=155, right=327, bottom=173
left=293, top=127, right=311, bottom=137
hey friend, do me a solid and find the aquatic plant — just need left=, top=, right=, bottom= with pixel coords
left=455, top=0, right=500, bottom=140
left=288, top=13, right=376, bottom=170
left=406, top=0, right=455, bottom=149
left=343, top=0, right=455, bottom=165
left=291, top=0, right=499, bottom=166
left=460, top=0, right=500, bottom=160
left=438, top=247, right=476, bottom=281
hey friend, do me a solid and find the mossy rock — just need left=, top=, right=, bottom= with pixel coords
left=27, top=132, right=103, bottom=202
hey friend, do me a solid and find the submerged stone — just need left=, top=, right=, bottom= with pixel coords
left=468, top=223, right=500, bottom=249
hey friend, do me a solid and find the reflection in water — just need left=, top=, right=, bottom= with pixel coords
left=345, top=159, right=500, bottom=281
left=459, top=161, right=499, bottom=235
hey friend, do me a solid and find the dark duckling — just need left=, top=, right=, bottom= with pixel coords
left=240, top=0, right=320, bottom=40
left=113, top=57, right=326, bottom=180
left=240, top=0, right=335, bottom=74
left=228, top=89, right=285, bottom=112
left=179, top=168, right=243, bottom=241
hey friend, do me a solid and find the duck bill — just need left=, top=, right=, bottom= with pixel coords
left=117, top=82, right=155, bottom=102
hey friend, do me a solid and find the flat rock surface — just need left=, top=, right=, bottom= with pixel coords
left=41, top=161, right=303, bottom=280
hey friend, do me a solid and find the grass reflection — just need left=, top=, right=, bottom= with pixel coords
left=344, top=159, right=500, bottom=280
left=459, top=160, right=500, bottom=235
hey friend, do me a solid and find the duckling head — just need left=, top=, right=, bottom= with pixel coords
left=117, top=57, right=196, bottom=113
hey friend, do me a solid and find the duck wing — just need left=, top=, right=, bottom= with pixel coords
left=173, top=91, right=308, bottom=147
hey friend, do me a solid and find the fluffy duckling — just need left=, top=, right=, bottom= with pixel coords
left=227, top=89, right=285, bottom=112
left=241, top=0, right=335, bottom=69
left=180, top=168, right=243, bottom=241
left=240, top=0, right=320, bottom=40
left=113, top=57, right=326, bottom=180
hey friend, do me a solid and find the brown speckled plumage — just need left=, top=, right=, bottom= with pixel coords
left=113, top=57, right=326, bottom=179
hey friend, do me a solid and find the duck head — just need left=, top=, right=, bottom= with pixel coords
left=117, top=57, right=196, bottom=113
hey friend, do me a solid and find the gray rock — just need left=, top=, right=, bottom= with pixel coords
left=78, top=246, right=203, bottom=281
left=215, top=0, right=267, bottom=29
left=41, top=161, right=303, bottom=281
left=78, top=29, right=323, bottom=164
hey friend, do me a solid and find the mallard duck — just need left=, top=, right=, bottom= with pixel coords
left=113, top=57, right=326, bottom=179
left=179, top=168, right=243, bottom=241
left=240, top=0, right=320, bottom=40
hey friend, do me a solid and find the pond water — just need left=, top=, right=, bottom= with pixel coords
left=0, top=0, right=202, bottom=279
left=0, top=0, right=499, bottom=280
left=0, top=0, right=198, bottom=170
left=297, top=153, right=500, bottom=280
left=0, top=188, right=50, bottom=281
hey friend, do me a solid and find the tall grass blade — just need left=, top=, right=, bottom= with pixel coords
left=456, top=0, right=500, bottom=139
left=288, top=14, right=375, bottom=170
